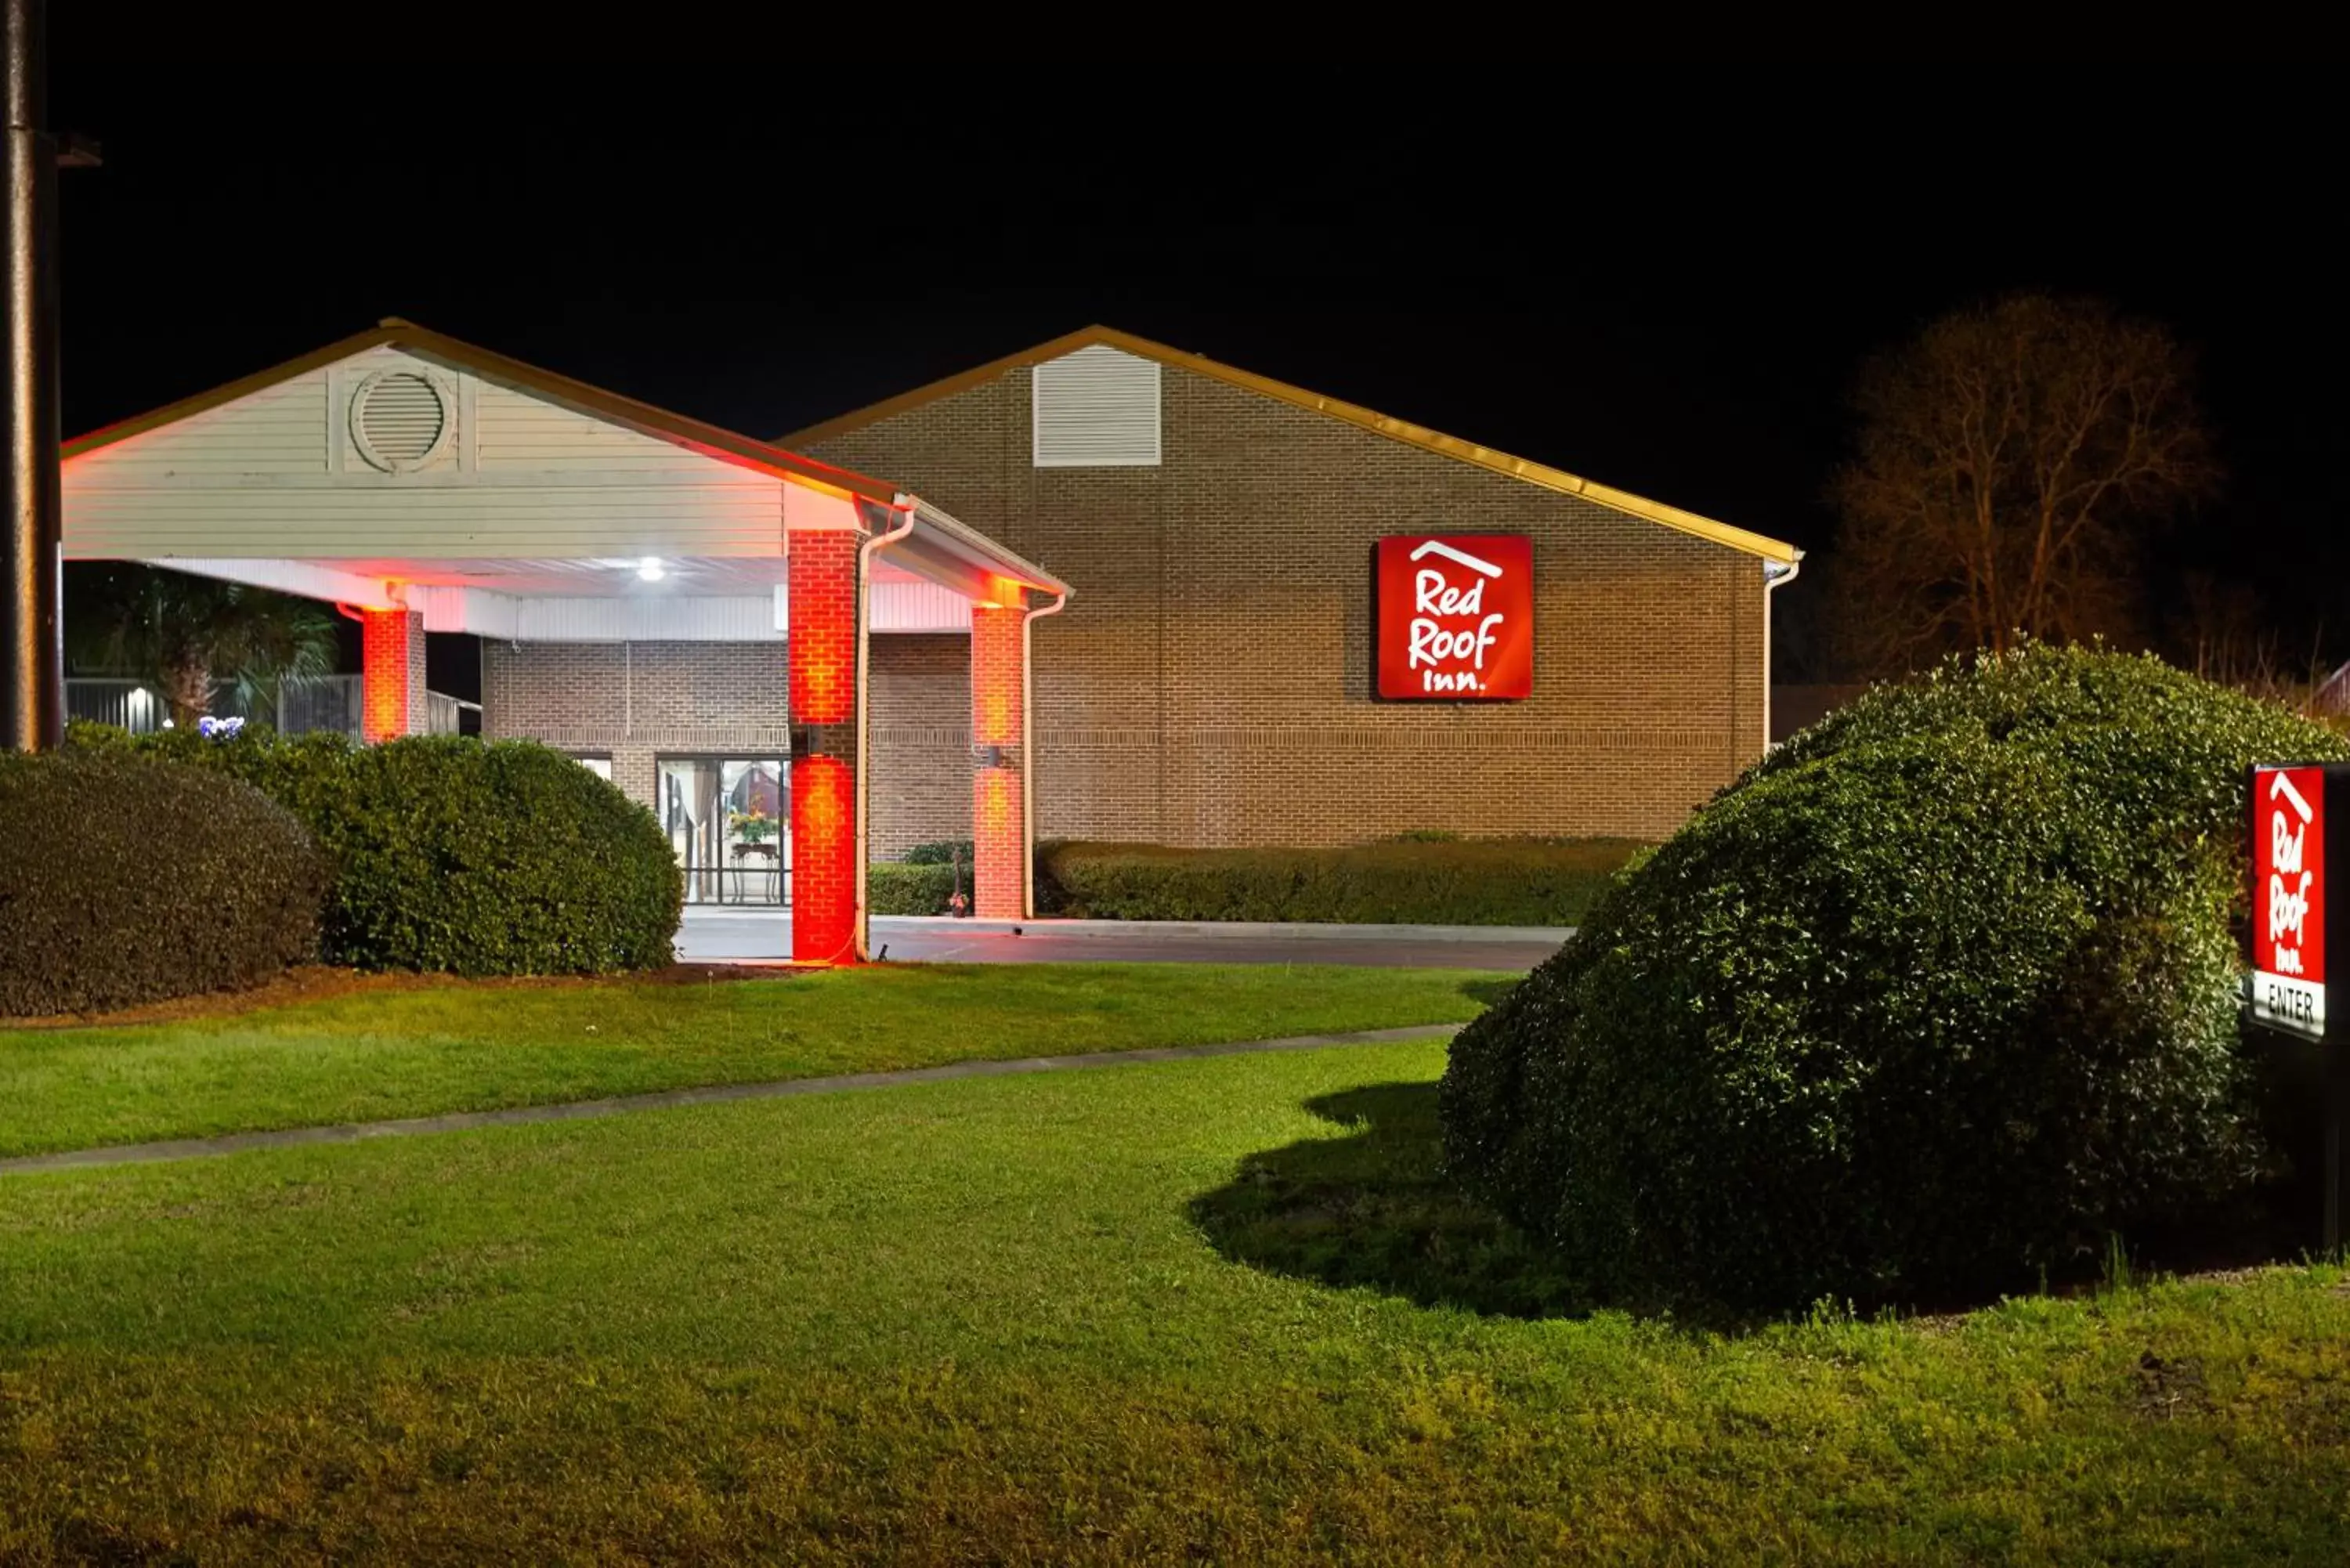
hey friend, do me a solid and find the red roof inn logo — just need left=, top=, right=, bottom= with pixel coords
left=1376, top=535, right=1534, bottom=700
left=2252, top=764, right=2326, bottom=1039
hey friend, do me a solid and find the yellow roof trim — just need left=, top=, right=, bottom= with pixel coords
left=65, top=318, right=905, bottom=507
left=781, top=325, right=1802, bottom=565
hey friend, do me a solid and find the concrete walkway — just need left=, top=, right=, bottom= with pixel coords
left=678, top=910, right=1570, bottom=970
left=0, top=1022, right=1466, bottom=1178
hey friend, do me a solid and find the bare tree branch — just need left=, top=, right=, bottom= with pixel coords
left=1824, top=294, right=2218, bottom=678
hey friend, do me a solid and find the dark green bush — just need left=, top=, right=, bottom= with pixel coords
left=903, top=840, right=976, bottom=867
left=70, top=724, right=682, bottom=975
left=868, top=862, right=959, bottom=916
left=1, top=750, right=326, bottom=1016
left=1035, top=840, right=1641, bottom=926
left=1441, top=645, right=2350, bottom=1314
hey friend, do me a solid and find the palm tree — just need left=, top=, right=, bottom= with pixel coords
left=66, top=564, right=339, bottom=729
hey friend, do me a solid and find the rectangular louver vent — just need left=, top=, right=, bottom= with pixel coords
left=1032, top=345, right=1162, bottom=467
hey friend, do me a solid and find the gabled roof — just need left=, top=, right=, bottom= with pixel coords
left=65, top=318, right=905, bottom=506
left=781, top=325, right=1802, bottom=565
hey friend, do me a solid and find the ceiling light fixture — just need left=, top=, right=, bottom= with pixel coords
left=637, top=558, right=666, bottom=583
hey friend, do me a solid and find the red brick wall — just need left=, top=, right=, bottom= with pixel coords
left=360, top=609, right=426, bottom=742
left=869, top=634, right=970, bottom=859
left=482, top=633, right=971, bottom=865
left=969, top=606, right=1025, bottom=917
left=480, top=641, right=790, bottom=808
left=790, top=529, right=862, bottom=961
left=808, top=361, right=1773, bottom=846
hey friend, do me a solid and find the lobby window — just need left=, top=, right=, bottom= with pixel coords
left=657, top=756, right=786, bottom=906
left=1032, top=345, right=1161, bottom=467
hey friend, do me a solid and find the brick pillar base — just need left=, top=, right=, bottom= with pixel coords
left=790, top=750, right=855, bottom=960
left=790, top=529, right=862, bottom=963
left=360, top=609, right=427, bottom=742
left=970, top=603, right=1026, bottom=920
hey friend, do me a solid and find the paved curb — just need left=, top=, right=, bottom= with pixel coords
left=864, top=916, right=1578, bottom=945
left=683, top=911, right=1575, bottom=946
left=0, top=1023, right=1468, bottom=1178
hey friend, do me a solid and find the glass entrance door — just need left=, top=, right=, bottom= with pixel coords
left=658, top=756, right=788, bottom=905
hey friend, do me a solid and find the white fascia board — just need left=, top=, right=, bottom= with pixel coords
left=407, top=583, right=522, bottom=638
left=910, top=496, right=1066, bottom=595
left=146, top=562, right=525, bottom=636
left=139, top=556, right=401, bottom=609
left=878, top=534, right=997, bottom=600
left=783, top=483, right=862, bottom=533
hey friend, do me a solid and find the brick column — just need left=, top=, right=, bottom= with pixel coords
left=789, top=529, right=862, bottom=963
left=360, top=609, right=427, bottom=742
left=970, top=602, right=1026, bottom=919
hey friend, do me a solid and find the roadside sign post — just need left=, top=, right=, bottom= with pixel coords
left=2247, top=763, right=2350, bottom=1252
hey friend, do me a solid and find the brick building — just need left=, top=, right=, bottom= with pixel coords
left=60, top=320, right=1068, bottom=959
left=794, top=327, right=1803, bottom=853
left=61, top=320, right=1799, bottom=952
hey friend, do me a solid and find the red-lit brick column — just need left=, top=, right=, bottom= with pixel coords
left=360, top=609, right=427, bottom=742
left=790, top=528, right=862, bottom=963
left=970, top=602, right=1027, bottom=919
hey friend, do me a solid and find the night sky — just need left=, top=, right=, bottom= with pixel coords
left=43, top=67, right=2345, bottom=677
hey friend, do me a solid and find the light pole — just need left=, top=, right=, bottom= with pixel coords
left=2, top=0, right=85, bottom=752
left=2, top=0, right=60, bottom=753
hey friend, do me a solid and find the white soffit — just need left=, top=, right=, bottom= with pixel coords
left=149, top=556, right=974, bottom=640
left=506, top=596, right=785, bottom=643
left=325, top=555, right=790, bottom=598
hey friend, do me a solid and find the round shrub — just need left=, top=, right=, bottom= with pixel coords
left=70, top=726, right=682, bottom=975
left=1441, top=645, right=2350, bottom=1313
left=0, top=750, right=325, bottom=1017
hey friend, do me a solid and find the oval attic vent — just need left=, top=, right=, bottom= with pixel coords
left=352, top=370, right=451, bottom=472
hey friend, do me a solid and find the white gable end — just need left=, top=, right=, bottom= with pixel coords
left=66, top=346, right=794, bottom=561
left=71, top=363, right=333, bottom=479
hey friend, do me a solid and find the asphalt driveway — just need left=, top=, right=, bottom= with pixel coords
left=677, top=911, right=1567, bottom=971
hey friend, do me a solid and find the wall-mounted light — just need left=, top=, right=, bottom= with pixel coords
left=637, top=558, right=666, bottom=583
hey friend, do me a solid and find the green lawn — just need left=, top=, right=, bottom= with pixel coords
left=0, top=963, right=1502, bottom=1158
left=3, top=1039, right=2346, bottom=1561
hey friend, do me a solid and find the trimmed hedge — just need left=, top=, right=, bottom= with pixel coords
left=1441, top=645, right=2350, bottom=1313
left=70, top=724, right=682, bottom=975
left=868, top=862, right=959, bottom=916
left=1035, top=839, right=1640, bottom=926
left=1, top=750, right=326, bottom=1017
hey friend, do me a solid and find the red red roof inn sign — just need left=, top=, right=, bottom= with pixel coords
left=2251, top=764, right=2335, bottom=1040
left=1376, top=535, right=1535, bottom=700
left=2250, top=762, right=2350, bottom=1252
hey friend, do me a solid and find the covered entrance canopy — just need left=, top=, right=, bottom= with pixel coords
left=61, top=319, right=1068, bottom=964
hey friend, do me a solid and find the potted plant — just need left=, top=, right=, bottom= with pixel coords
left=728, top=808, right=779, bottom=857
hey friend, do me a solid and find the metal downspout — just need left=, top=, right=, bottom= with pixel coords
left=1020, top=587, right=1069, bottom=919
left=851, top=495, right=917, bottom=959
left=1762, top=556, right=1802, bottom=750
